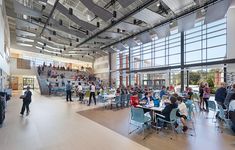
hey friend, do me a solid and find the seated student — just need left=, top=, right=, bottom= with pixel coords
left=229, top=102, right=235, bottom=133
left=160, top=86, right=167, bottom=99
left=187, top=87, right=194, bottom=100
left=176, top=96, right=188, bottom=132
left=157, top=96, right=178, bottom=128
left=130, top=92, right=139, bottom=107
left=140, top=92, right=151, bottom=105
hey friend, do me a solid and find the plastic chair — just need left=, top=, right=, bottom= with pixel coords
left=217, top=104, right=230, bottom=132
left=111, top=96, right=120, bottom=109
left=206, top=100, right=217, bottom=122
left=138, top=93, right=143, bottom=100
left=128, top=107, right=151, bottom=139
left=156, top=108, right=179, bottom=137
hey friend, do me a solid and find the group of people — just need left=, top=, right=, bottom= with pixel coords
left=65, top=81, right=97, bottom=106
left=129, top=84, right=193, bottom=133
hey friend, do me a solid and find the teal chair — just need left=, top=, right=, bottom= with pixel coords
left=128, top=107, right=151, bottom=139
left=156, top=108, right=179, bottom=136
left=206, top=100, right=217, bottom=122
left=138, top=93, right=143, bottom=100
left=111, top=96, right=120, bottom=109
left=217, top=104, right=230, bottom=132
left=98, top=95, right=108, bottom=108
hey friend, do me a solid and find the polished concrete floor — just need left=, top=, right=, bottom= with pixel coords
left=79, top=106, right=235, bottom=150
left=0, top=91, right=149, bottom=150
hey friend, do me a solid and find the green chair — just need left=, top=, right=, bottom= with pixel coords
left=128, top=107, right=151, bottom=139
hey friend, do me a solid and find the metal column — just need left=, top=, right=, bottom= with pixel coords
left=224, top=64, right=227, bottom=83
left=180, top=32, right=185, bottom=92
left=108, top=52, right=112, bottom=88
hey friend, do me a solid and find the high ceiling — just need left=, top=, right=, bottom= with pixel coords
left=5, top=0, right=227, bottom=62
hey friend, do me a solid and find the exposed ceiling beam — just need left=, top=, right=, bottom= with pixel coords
left=101, top=0, right=221, bottom=50
left=39, top=0, right=60, bottom=36
left=76, top=0, right=158, bottom=48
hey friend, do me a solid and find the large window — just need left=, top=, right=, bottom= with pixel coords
left=116, top=18, right=227, bottom=87
left=184, top=18, right=227, bottom=64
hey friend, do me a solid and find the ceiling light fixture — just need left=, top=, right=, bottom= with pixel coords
left=97, top=22, right=100, bottom=27
left=76, top=38, right=79, bottom=42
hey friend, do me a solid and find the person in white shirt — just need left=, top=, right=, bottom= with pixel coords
left=78, top=82, right=84, bottom=101
left=176, top=96, right=188, bottom=132
left=88, top=82, right=96, bottom=106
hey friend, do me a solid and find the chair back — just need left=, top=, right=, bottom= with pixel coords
left=208, top=100, right=217, bottom=111
left=217, top=104, right=226, bottom=120
left=131, top=107, right=145, bottom=123
left=170, top=108, right=178, bottom=122
left=115, top=96, right=120, bottom=103
left=153, top=92, right=157, bottom=98
left=138, top=93, right=143, bottom=99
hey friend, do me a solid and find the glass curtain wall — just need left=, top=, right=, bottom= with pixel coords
left=116, top=18, right=227, bottom=88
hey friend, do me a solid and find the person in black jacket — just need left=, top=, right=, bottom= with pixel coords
left=215, top=82, right=227, bottom=109
left=20, top=86, right=32, bottom=116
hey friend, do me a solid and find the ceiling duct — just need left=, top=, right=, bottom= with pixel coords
left=56, top=3, right=97, bottom=31
left=80, top=0, right=113, bottom=21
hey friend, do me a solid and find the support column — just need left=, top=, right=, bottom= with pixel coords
left=186, top=70, right=189, bottom=88
left=180, top=32, right=185, bottom=92
left=224, top=64, right=227, bottom=83
left=129, top=47, right=131, bottom=86
left=108, top=52, right=112, bottom=88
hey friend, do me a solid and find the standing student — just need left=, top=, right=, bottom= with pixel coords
left=203, top=82, right=210, bottom=112
left=78, top=82, right=83, bottom=101
left=20, top=86, right=32, bottom=116
left=88, top=82, right=96, bottom=106
left=66, top=81, right=73, bottom=102
left=199, top=82, right=204, bottom=111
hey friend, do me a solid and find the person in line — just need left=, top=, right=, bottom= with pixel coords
left=160, top=86, right=167, bottom=99
left=176, top=96, right=188, bottom=132
left=224, top=83, right=235, bottom=109
left=199, top=82, right=204, bottom=111
left=20, top=86, right=32, bottom=116
left=215, top=82, right=227, bottom=117
left=88, top=82, right=96, bottom=106
left=66, top=81, right=73, bottom=102
left=203, top=82, right=210, bottom=112
left=78, top=82, right=84, bottom=101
